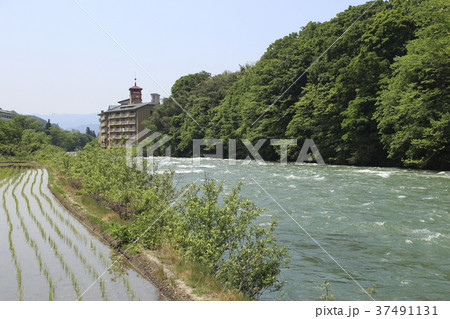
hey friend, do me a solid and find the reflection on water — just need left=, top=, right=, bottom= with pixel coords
left=0, top=168, right=159, bottom=301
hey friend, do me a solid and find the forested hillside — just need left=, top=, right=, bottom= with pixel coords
left=0, top=115, right=95, bottom=158
left=147, top=0, right=449, bottom=170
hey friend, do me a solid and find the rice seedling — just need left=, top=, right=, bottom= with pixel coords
left=30, top=170, right=110, bottom=299
left=3, top=171, right=24, bottom=300
left=99, top=279, right=107, bottom=300
left=122, top=277, right=137, bottom=301
left=38, top=169, right=90, bottom=247
left=71, top=273, right=81, bottom=300
left=21, top=177, right=81, bottom=298
left=15, top=170, right=58, bottom=301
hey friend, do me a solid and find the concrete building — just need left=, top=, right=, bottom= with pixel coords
left=99, top=81, right=160, bottom=148
left=0, top=108, right=13, bottom=121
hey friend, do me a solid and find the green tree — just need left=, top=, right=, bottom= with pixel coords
left=375, top=0, right=450, bottom=169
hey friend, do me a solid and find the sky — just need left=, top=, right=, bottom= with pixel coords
left=1, top=0, right=371, bottom=115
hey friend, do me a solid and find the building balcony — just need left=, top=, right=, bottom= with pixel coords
left=108, top=120, right=136, bottom=126
left=109, top=112, right=136, bottom=119
left=107, top=127, right=136, bottom=133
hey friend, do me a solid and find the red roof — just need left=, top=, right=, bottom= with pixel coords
left=129, top=85, right=142, bottom=90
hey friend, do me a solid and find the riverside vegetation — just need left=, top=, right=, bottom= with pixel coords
left=1, top=0, right=448, bottom=301
left=1, top=141, right=290, bottom=299
left=56, top=144, right=289, bottom=299
left=0, top=111, right=289, bottom=300
left=145, top=0, right=449, bottom=171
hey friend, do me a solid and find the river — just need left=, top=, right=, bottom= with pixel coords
left=0, top=168, right=159, bottom=301
left=160, top=157, right=450, bottom=301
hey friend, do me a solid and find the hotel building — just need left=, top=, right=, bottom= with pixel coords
left=99, top=82, right=160, bottom=148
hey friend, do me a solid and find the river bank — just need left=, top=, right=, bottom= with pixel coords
left=44, top=164, right=242, bottom=301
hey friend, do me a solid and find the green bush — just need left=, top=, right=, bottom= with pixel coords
left=170, top=180, right=290, bottom=299
left=51, top=144, right=289, bottom=299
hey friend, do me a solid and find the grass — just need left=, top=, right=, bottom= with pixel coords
left=45, top=165, right=246, bottom=301
left=52, top=183, right=65, bottom=195
left=80, top=194, right=123, bottom=225
left=48, top=167, right=123, bottom=231
left=158, top=244, right=246, bottom=300
left=154, top=265, right=168, bottom=281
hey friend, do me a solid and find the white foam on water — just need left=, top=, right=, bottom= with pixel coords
left=176, top=165, right=191, bottom=168
left=405, top=239, right=413, bottom=244
left=285, top=174, right=302, bottom=180
left=288, top=184, right=297, bottom=189
left=362, top=201, right=373, bottom=206
left=424, top=233, right=442, bottom=242
left=175, top=169, right=204, bottom=174
left=198, top=164, right=216, bottom=168
left=429, top=172, right=450, bottom=179
left=400, top=280, right=411, bottom=286
left=411, top=228, right=444, bottom=242
left=355, top=169, right=393, bottom=178
left=377, top=171, right=392, bottom=178
left=397, top=195, right=406, bottom=199
left=412, top=228, right=431, bottom=234
left=356, top=169, right=374, bottom=173
left=375, top=221, right=385, bottom=226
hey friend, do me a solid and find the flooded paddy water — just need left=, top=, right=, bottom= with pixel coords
left=0, top=168, right=159, bottom=301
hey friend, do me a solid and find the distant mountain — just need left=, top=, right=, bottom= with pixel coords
left=33, top=113, right=99, bottom=134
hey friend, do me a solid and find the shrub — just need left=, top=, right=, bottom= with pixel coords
left=170, top=180, right=290, bottom=299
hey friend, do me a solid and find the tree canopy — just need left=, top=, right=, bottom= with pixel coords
left=0, top=115, right=95, bottom=158
left=147, top=0, right=449, bottom=170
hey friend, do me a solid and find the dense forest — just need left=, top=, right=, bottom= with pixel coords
left=146, top=0, right=449, bottom=170
left=0, top=115, right=95, bottom=158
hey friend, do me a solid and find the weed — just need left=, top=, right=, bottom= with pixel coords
left=320, top=281, right=335, bottom=301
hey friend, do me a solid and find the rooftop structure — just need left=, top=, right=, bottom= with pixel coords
left=98, top=81, right=160, bottom=148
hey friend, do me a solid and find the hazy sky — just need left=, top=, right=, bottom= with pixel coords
left=1, top=0, right=370, bottom=115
